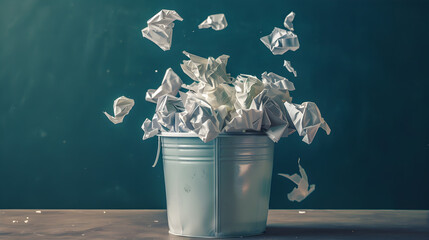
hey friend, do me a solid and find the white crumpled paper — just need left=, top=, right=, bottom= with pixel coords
left=198, top=14, right=228, bottom=31
left=141, top=116, right=161, bottom=140
left=104, top=96, right=135, bottom=124
left=155, top=94, right=185, bottom=130
left=141, top=94, right=186, bottom=139
left=180, top=51, right=236, bottom=110
left=234, top=74, right=265, bottom=109
left=278, top=158, right=316, bottom=202
left=284, top=11, right=295, bottom=31
left=251, top=89, right=290, bottom=142
left=136, top=7, right=330, bottom=145
left=261, top=72, right=294, bottom=103
left=141, top=9, right=183, bottom=51
left=261, top=72, right=295, bottom=91
left=284, top=101, right=331, bottom=144
left=224, top=108, right=263, bottom=133
left=146, top=68, right=183, bottom=103
left=181, top=51, right=232, bottom=88
left=179, top=92, right=224, bottom=142
left=260, top=27, right=300, bottom=55
left=141, top=52, right=329, bottom=144
left=283, top=60, right=297, bottom=77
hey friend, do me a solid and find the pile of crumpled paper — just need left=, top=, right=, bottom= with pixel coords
left=104, top=9, right=330, bottom=145
left=141, top=50, right=330, bottom=144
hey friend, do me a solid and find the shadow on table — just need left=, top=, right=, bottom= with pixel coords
left=168, top=226, right=429, bottom=240
left=258, top=225, right=429, bottom=239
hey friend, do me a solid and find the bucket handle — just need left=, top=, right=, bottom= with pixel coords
left=152, top=136, right=161, bottom=167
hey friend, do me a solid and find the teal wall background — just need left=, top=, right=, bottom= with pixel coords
left=1, top=0, right=428, bottom=209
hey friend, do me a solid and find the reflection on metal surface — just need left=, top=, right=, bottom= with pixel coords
left=238, top=164, right=251, bottom=177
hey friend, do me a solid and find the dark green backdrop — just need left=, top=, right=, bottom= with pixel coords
left=1, top=0, right=428, bottom=209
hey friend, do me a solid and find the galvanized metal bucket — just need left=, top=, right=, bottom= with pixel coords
left=160, top=132, right=274, bottom=238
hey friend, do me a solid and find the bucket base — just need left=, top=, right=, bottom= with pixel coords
left=168, top=230, right=266, bottom=239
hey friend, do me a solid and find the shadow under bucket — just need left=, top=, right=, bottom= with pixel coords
left=160, top=132, right=274, bottom=238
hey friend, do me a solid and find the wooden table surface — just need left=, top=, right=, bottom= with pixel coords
left=1, top=210, right=428, bottom=239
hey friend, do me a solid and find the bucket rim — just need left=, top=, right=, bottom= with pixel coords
left=159, top=131, right=267, bottom=138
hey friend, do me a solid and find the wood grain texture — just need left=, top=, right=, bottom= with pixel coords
left=0, top=210, right=428, bottom=239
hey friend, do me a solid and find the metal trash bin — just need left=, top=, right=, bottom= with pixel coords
left=161, top=132, right=274, bottom=238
